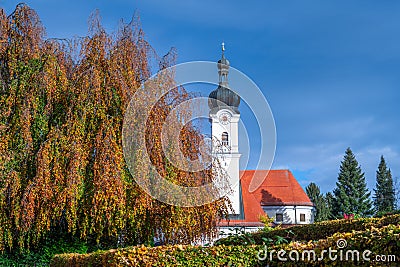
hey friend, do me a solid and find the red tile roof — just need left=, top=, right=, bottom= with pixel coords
left=219, top=169, right=313, bottom=227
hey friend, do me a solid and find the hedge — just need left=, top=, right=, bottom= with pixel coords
left=262, top=224, right=400, bottom=266
left=216, top=214, right=400, bottom=246
left=50, top=245, right=264, bottom=267
left=51, top=224, right=399, bottom=267
left=51, top=215, right=400, bottom=266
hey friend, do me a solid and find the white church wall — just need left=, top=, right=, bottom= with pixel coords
left=262, top=205, right=314, bottom=224
left=211, top=110, right=241, bottom=215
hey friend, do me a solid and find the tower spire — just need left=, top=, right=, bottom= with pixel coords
left=221, top=41, right=226, bottom=61
left=218, top=42, right=229, bottom=86
left=208, top=42, right=242, bottom=216
left=209, top=43, right=240, bottom=114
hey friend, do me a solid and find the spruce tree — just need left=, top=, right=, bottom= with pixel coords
left=395, top=177, right=400, bottom=210
left=373, top=156, right=395, bottom=215
left=325, top=192, right=334, bottom=219
left=306, top=182, right=329, bottom=222
left=332, top=148, right=373, bottom=217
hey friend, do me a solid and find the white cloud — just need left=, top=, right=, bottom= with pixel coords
left=271, top=143, right=400, bottom=195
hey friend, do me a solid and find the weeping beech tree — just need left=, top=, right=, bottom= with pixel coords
left=0, top=4, right=229, bottom=252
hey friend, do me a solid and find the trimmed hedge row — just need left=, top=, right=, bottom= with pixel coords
left=216, top=214, right=400, bottom=246
left=51, top=224, right=399, bottom=266
left=262, top=224, right=400, bottom=266
left=50, top=245, right=264, bottom=267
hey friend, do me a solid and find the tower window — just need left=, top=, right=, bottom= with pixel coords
left=276, top=213, right=283, bottom=222
left=300, top=213, right=306, bottom=222
left=222, top=132, right=229, bottom=146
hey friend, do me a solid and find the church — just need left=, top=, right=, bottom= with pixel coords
left=208, top=45, right=315, bottom=236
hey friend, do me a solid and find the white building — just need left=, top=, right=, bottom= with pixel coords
left=208, top=45, right=315, bottom=237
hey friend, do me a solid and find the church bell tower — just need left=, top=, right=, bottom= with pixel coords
left=208, top=43, right=241, bottom=215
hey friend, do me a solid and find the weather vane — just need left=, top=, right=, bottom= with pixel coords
left=222, top=41, right=225, bottom=52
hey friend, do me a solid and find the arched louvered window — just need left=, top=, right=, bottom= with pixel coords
left=222, top=132, right=229, bottom=146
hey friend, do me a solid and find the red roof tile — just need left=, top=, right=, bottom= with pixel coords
left=219, top=169, right=313, bottom=227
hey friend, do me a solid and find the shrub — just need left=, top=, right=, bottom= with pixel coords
left=260, top=224, right=400, bottom=266
left=51, top=224, right=400, bottom=266
left=0, top=237, right=88, bottom=266
left=51, top=245, right=264, bottom=267
left=216, top=214, right=400, bottom=246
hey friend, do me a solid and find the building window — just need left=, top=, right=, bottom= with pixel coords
left=275, top=213, right=283, bottom=222
left=222, top=132, right=229, bottom=146
left=300, top=213, right=306, bottom=222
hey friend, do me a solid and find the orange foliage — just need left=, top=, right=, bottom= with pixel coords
left=0, top=4, right=229, bottom=252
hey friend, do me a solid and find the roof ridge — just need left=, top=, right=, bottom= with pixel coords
left=240, top=169, right=290, bottom=172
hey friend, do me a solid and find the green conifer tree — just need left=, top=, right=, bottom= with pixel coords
left=325, top=192, right=334, bottom=219
left=332, top=148, right=373, bottom=217
left=373, top=156, right=395, bottom=215
left=306, top=182, right=330, bottom=222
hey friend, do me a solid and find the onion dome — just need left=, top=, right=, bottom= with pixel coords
left=209, top=42, right=240, bottom=114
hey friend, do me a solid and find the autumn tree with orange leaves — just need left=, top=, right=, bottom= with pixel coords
left=0, top=4, right=229, bottom=252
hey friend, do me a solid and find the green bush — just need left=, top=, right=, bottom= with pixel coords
left=0, top=237, right=88, bottom=266
left=51, top=224, right=399, bottom=267
left=216, top=214, right=400, bottom=246
left=50, top=245, right=264, bottom=267
left=262, top=224, right=400, bottom=266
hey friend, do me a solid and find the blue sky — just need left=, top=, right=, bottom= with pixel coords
left=1, top=0, right=399, bottom=195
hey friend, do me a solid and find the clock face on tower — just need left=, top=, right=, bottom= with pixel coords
left=218, top=112, right=231, bottom=125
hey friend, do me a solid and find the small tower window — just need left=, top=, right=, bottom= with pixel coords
left=275, top=213, right=283, bottom=222
left=222, top=132, right=229, bottom=146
